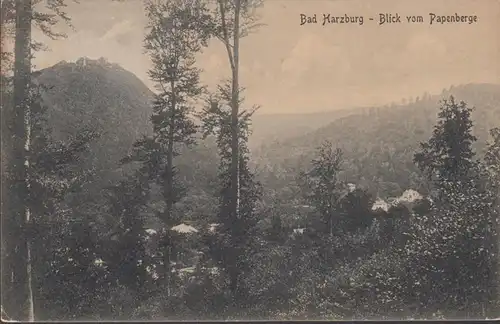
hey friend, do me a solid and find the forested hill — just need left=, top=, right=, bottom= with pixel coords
left=253, top=83, right=500, bottom=198
left=35, top=57, right=154, bottom=176
left=33, top=58, right=220, bottom=227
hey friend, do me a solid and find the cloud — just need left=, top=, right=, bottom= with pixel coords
left=99, top=19, right=135, bottom=42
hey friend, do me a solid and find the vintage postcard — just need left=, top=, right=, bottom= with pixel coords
left=1, top=0, right=499, bottom=321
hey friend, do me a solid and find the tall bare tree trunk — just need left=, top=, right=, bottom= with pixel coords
left=0, top=54, right=14, bottom=324
left=166, top=79, right=176, bottom=223
left=164, top=79, right=177, bottom=298
left=228, top=0, right=241, bottom=299
left=1, top=1, right=15, bottom=320
left=11, top=0, right=34, bottom=320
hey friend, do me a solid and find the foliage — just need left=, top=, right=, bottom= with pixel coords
left=298, top=141, right=344, bottom=236
left=199, top=83, right=262, bottom=303
left=414, top=96, right=477, bottom=183
left=18, top=86, right=102, bottom=321
left=403, top=97, right=498, bottom=318
left=485, top=127, right=500, bottom=182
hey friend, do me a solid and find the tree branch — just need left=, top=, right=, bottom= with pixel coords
left=217, top=0, right=235, bottom=73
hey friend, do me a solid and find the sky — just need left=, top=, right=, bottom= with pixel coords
left=29, top=0, right=500, bottom=114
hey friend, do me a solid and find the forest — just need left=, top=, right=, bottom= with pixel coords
left=1, top=0, right=499, bottom=321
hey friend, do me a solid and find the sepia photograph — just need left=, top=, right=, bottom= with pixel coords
left=1, top=0, right=499, bottom=321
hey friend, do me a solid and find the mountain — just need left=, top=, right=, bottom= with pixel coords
left=254, top=83, right=500, bottom=198
left=35, top=57, right=154, bottom=183
left=34, top=57, right=220, bottom=226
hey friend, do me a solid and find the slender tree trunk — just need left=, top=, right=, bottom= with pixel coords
left=11, top=0, right=33, bottom=321
left=164, top=79, right=177, bottom=298
left=166, top=80, right=176, bottom=221
left=0, top=53, right=14, bottom=324
left=162, top=235, right=172, bottom=298
left=1, top=2, right=15, bottom=319
left=231, top=0, right=241, bottom=220
left=228, top=0, right=241, bottom=299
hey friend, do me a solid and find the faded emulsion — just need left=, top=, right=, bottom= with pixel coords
left=1, top=0, right=499, bottom=322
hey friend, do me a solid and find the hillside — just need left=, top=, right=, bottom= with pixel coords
left=34, top=58, right=220, bottom=226
left=33, top=60, right=499, bottom=209
left=35, top=57, right=154, bottom=181
left=249, top=108, right=363, bottom=149
left=254, top=83, right=500, bottom=198
left=34, top=60, right=499, bottom=202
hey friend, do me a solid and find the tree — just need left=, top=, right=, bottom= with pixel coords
left=485, top=128, right=500, bottom=224
left=299, top=141, right=344, bottom=237
left=0, top=0, right=15, bottom=75
left=295, top=141, right=347, bottom=307
left=414, top=96, right=477, bottom=185
left=407, top=98, right=496, bottom=317
left=199, top=87, right=262, bottom=305
left=485, top=127, right=500, bottom=183
left=8, top=1, right=34, bottom=320
left=266, top=214, right=287, bottom=245
left=2, top=0, right=79, bottom=320
left=0, top=40, right=15, bottom=324
left=1, top=0, right=77, bottom=71
left=121, top=0, right=212, bottom=300
left=143, top=0, right=211, bottom=222
left=4, top=84, right=100, bottom=321
left=202, top=0, right=262, bottom=299
left=338, top=188, right=375, bottom=234
left=484, top=127, right=500, bottom=316
left=100, top=176, right=151, bottom=319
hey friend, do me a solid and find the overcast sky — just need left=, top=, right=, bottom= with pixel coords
left=31, top=0, right=500, bottom=114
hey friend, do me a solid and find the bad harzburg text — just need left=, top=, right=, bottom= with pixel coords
left=299, top=13, right=479, bottom=26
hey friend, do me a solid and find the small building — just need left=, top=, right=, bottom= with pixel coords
left=171, top=223, right=198, bottom=234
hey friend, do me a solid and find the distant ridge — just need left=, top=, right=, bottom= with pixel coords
left=255, top=83, right=500, bottom=198
left=249, top=83, right=500, bottom=149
